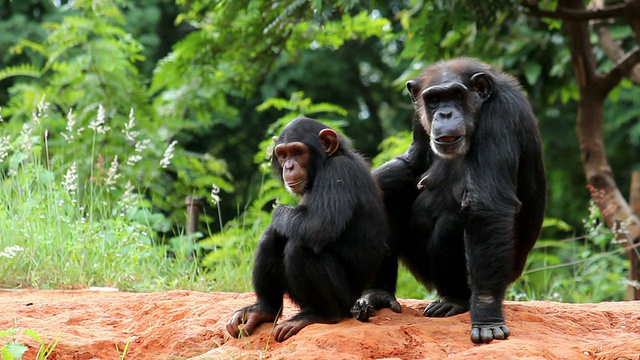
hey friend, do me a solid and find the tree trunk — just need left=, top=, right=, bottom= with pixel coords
left=629, top=172, right=640, bottom=299
left=561, top=0, right=640, bottom=299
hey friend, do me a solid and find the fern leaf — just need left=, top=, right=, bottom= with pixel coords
left=0, top=64, right=41, bottom=82
left=306, top=102, right=348, bottom=116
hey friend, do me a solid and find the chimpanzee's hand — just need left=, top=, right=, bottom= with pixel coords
left=351, top=289, right=402, bottom=321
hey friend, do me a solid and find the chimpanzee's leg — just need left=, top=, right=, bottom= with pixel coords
left=464, top=202, right=517, bottom=344
left=227, top=226, right=286, bottom=338
left=272, top=241, right=352, bottom=342
left=423, top=211, right=471, bottom=317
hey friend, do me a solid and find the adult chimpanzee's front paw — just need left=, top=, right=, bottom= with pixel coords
left=423, top=297, right=469, bottom=317
left=470, top=323, right=511, bottom=344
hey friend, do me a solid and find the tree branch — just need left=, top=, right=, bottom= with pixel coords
left=624, top=0, right=640, bottom=44
left=560, top=0, right=599, bottom=89
left=599, top=46, right=640, bottom=94
left=594, top=22, right=640, bottom=85
left=523, top=1, right=626, bottom=20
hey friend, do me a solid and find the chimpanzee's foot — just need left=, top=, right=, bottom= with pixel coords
left=226, top=304, right=278, bottom=338
left=273, top=313, right=341, bottom=342
left=423, top=297, right=469, bottom=317
left=469, top=293, right=510, bottom=343
left=470, top=323, right=511, bottom=344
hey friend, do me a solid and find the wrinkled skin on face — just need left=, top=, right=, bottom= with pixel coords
left=273, top=128, right=339, bottom=195
left=274, top=141, right=310, bottom=195
left=407, top=71, right=492, bottom=159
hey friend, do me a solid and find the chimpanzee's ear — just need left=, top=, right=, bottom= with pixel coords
left=470, top=72, right=492, bottom=100
left=318, top=128, right=339, bottom=156
left=406, top=80, right=421, bottom=103
left=272, top=136, right=278, bottom=142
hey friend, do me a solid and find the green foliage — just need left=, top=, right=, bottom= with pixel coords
left=289, top=10, right=392, bottom=50
left=0, top=328, right=28, bottom=360
left=1, top=0, right=232, bottom=236
left=0, top=327, right=58, bottom=360
left=0, top=100, right=217, bottom=292
left=147, top=1, right=399, bottom=224
left=256, top=91, right=348, bottom=117
left=0, top=64, right=41, bottom=83
left=152, top=1, right=392, bottom=132
left=396, top=264, right=432, bottom=300
left=5, top=3, right=148, bottom=118
left=510, top=202, right=628, bottom=302
left=371, top=130, right=412, bottom=168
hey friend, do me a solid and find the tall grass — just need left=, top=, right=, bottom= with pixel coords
left=0, top=99, right=250, bottom=292
left=509, top=202, right=629, bottom=302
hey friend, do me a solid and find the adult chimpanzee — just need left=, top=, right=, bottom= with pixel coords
left=352, top=58, right=546, bottom=344
left=227, top=117, right=388, bottom=342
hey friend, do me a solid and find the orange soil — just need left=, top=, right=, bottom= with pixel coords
left=0, top=290, right=638, bottom=359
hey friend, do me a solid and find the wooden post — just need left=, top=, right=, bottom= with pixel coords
left=628, top=171, right=640, bottom=300
left=185, top=196, right=204, bottom=260
left=185, top=196, right=203, bottom=235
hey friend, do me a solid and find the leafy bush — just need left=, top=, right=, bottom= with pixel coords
left=1, top=1, right=232, bottom=237
left=0, top=100, right=209, bottom=292
left=0, top=327, right=58, bottom=360
left=510, top=201, right=628, bottom=302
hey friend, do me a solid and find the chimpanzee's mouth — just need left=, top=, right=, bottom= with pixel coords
left=285, top=179, right=304, bottom=188
left=434, top=136, right=463, bottom=145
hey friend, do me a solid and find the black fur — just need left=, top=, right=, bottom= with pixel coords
left=256, top=117, right=388, bottom=321
left=354, top=58, right=546, bottom=343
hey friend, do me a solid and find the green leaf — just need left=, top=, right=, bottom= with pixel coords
left=305, top=103, right=347, bottom=116
left=15, top=39, right=49, bottom=56
left=1, top=346, right=15, bottom=360
left=440, top=30, right=461, bottom=48
left=2, top=343, right=28, bottom=360
left=21, top=329, right=41, bottom=343
left=0, top=329, right=16, bottom=338
left=523, top=62, right=542, bottom=86
left=542, top=217, right=572, bottom=232
left=37, top=170, right=55, bottom=187
left=0, top=64, right=41, bottom=82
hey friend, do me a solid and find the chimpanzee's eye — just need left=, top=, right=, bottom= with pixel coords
left=426, top=95, right=440, bottom=108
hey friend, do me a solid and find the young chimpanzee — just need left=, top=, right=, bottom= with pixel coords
left=227, top=116, right=388, bottom=342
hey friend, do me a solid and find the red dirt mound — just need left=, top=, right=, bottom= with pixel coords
left=0, top=289, right=638, bottom=359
